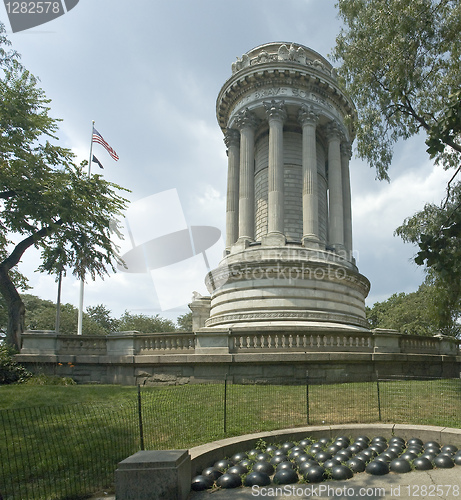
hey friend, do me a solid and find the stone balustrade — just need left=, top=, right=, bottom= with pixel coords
left=135, top=333, right=195, bottom=353
left=19, top=329, right=460, bottom=357
left=229, top=331, right=373, bottom=352
left=16, top=329, right=461, bottom=385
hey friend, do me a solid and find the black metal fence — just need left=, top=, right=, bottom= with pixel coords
left=1, top=377, right=461, bottom=499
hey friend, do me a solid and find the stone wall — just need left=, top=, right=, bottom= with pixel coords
left=15, top=329, right=461, bottom=386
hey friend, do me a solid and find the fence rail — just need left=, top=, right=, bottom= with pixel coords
left=1, top=377, right=461, bottom=500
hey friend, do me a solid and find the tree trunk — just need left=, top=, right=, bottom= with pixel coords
left=0, top=264, right=25, bottom=351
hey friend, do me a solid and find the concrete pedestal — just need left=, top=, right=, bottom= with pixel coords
left=115, top=450, right=190, bottom=500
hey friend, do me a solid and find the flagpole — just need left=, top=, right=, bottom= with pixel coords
left=77, top=120, right=95, bottom=336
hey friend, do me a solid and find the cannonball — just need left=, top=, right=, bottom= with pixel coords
left=191, top=475, right=213, bottom=491
left=231, top=451, right=248, bottom=463
left=390, top=458, right=412, bottom=473
left=327, top=444, right=342, bottom=455
left=331, top=464, right=353, bottom=480
left=389, top=436, right=405, bottom=446
left=355, top=436, right=370, bottom=445
left=366, top=460, right=389, bottom=475
left=400, top=451, right=418, bottom=462
left=346, top=458, right=366, bottom=473
left=276, top=461, right=295, bottom=471
left=270, top=454, right=288, bottom=466
left=213, top=459, right=233, bottom=471
left=347, top=444, right=363, bottom=454
left=244, top=471, right=271, bottom=487
left=315, top=451, right=332, bottom=463
left=273, top=468, right=298, bottom=485
left=303, top=465, right=326, bottom=483
left=253, top=460, right=275, bottom=475
left=441, top=444, right=458, bottom=455
left=239, top=459, right=253, bottom=469
left=216, top=473, right=242, bottom=489
left=298, top=460, right=319, bottom=474
left=228, top=464, right=248, bottom=475
left=413, top=457, right=433, bottom=470
left=335, top=436, right=351, bottom=447
left=323, top=458, right=342, bottom=469
left=434, top=454, right=455, bottom=468
left=424, top=441, right=440, bottom=449
left=201, top=467, right=222, bottom=481
left=281, top=441, right=295, bottom=452
left=336, top=449, right=353, bottom=460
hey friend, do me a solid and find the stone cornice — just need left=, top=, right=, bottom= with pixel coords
left=216, top=68, right=356, bottom=137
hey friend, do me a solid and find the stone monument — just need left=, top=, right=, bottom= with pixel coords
left=192, top=42, right=371, bottom=351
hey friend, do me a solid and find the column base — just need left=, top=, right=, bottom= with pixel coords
left=232, top=238, right=253, bottom=252
left=302, top=235, right=322, bottom=249
left=261, top=232, right=286, bottom=246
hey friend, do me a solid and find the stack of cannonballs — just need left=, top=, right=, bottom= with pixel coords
left=191, top=435, right=461, bottom=491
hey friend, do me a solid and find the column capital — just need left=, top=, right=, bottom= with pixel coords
left=341, top=141, right=353, bottom=160
left=224, top=128, right=240, bottom=148
left=264, top=100, right=287, bottom=123
left=234, top=108, right=259, bottom=131
left=326, top=120, right=342, bottom=141
left=298, top=104, right=320, bottom=127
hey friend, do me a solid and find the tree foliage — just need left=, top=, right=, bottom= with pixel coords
left=117, top=311, right=177, bottom=333
left=0, top=22, right=129, bottom=348
left=366, top=284, right=449, bottom=335
left=333, top=0, right=461, bottom=331
left=332, top=0, right=461, bottom=180
left=395, top=183, right=461, bottom=335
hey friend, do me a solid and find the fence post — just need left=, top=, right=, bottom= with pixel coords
left=137, top=385, right=145, bottom=451
left=223, top=375, right=228, bottom=434
left=375, top=371, right=382, bottom=422
left=306, top=371, right=310, bottom=425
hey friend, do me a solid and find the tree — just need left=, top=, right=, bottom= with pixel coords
left=21, top=294, right=106, bottom=335
left=332, top=0, right=461, bottom=181
left=0, top=23, right=129, bottom=349
left=332, top=0, right=461, bottom=330
left=86, top=304, right=119, bottom=334
left=176, top=312, right=192, bottom=331
left=395, top=183, right=461, bottom=335
left=117, top=311, right=177, bottom=333
left=366, top=284, right=447, bottom=336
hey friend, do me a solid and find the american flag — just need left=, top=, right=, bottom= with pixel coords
left=92, top=127, right=119, bottom=161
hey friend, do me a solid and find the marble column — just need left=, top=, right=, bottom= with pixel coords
left=298, top=104, right=320, bottom=247
left=235, top=108, right=258, bottom=243
left=341, top=141, right=353, bottom=260
left=327, top=121, right=344, bottom=250
left=263, top=100, right=287, bottom=245
left=224, top=129, right=240, bottom=250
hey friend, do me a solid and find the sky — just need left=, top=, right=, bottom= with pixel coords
left=1, top=0, right=453, bottom=324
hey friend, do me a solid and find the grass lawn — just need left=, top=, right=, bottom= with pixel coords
left=1, top=379, right=460, bottom=499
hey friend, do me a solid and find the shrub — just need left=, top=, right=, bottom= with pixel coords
left=0, top=344, right=32, bottom=384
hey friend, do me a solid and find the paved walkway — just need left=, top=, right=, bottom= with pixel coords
left=188, top=467, right=461, bottom=500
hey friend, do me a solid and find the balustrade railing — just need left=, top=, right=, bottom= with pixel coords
left=57, top=336, right=107, bottom=355
left=399, top=336, right=440, bottom=353
left=229, top=332, right=373, bottom=352
left=135, top=333, right=195, bottom=353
